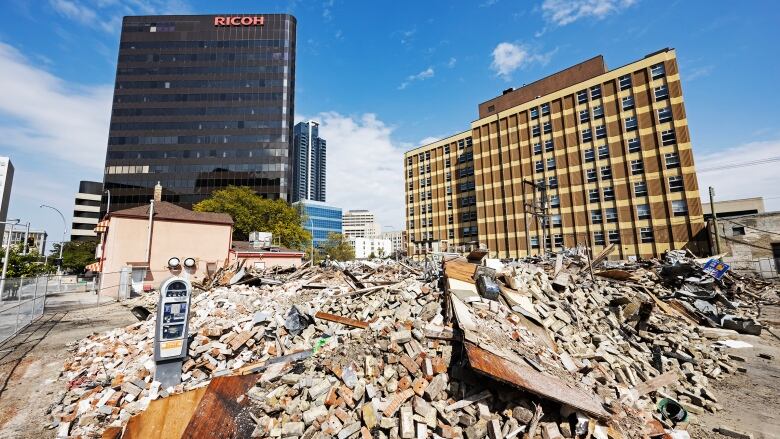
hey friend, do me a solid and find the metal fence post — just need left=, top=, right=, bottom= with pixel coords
left=33, top=275, right=39, bottom=318
left=43, top=274, right=49, bottom=311
left=14, top=281, right=21, bottom=334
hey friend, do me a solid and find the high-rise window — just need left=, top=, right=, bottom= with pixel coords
left=594, top=231, right=606, bottom=245
left=591, top=210, right=603, bottom=223
left=548, top=176, right=558, bottom=188
left=533, top=125, right=541, bottom=137
left=669, top=176, right=684, bottom=192
left=530, top=107, right=539, bottom=119
left=622, top=96, right=634, bottom=110
left=631, top=159, right=644, bottom=175
left=533, top=143, right=542, bottom=154
left=662, top=130, right=676, bottom=145
left=584, top=148, right=595, bottom=162
left=582, top=129, right=592, bottom=142
left=608, top=230, right=621, bottom=243
left=598, top=145, right=610, bottom=159
left=605, top=207, right=618, bottom=222
left=640, top=227, right=654, bottom=243
left=590, top=85, right=602, bottom=99
left=658, top=107, right=673, bottom=123
left=547, top=158, right=556, bottom=170
left=580, top=110, right=590, bottom=123
left=600, top=166, right=612, bottom=180
left=655, top=85, right=669, bottom=100
left=603, top=186, right=615, bottom=200
left=628, top=138, right=641, bottom=153
left=619, top=74, right=632, bottom=90
left=637, top=204, right=651, bottom=220
left=651, top=63, right=666, bottom=79
left=550, top=194, right=560, bottom=207
left=672, top=200, right=688, bottom=216
left=634, top=181, right=648, bottom=196
left=577, top=90, right=588, bottom=104
left=545, top=140, right=554, bottom=152
left=586, top=168, right=597, bottom=182
left=541, top=103, right=550, bottom=115
left=530, top=235, right=539, bottom=248
left=543, top=122, right=552, bottom=134
left=595, top=125, right=607, bottom=139
left=625, top=117, right=638, bottom=131
left=665, top=152, right=680, bottom=168
left=593, top=105, right=604, bottom=119
left=535, top=160, right=544, bottom=172
left=589, top=189, right=600, bottom=203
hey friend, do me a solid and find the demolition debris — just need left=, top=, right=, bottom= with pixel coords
left=48, top=252, right=778, bottom=438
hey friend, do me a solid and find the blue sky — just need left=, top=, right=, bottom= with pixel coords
left=1, top=0, right=779, bottom=245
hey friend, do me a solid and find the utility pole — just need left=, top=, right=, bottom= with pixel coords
left=709, top=186, right=721, bottom=256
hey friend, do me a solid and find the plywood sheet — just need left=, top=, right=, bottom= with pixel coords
left=123, top=386, right=207, bottom=439
left=181, top=374, right=259, bottom=438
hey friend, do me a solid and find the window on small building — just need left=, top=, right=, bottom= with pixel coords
left=651, top=63, right=666, bottom=79
left=637, top=204, right=651, bottom=220
left=608, top=230, right=621, bottom=243
left=628, top=137, right=641, bottom=153
left=622, top=95, right=634, bottom=110
left=665, top=152, right=680, bottom=168
left=634, top=181, right=648, bottom=196
left=668, top=176, right=684, bottom=192
left=732, top=226, right=746, bottom=236
left=631, top=159, right=644, bottom=175
left=591, top=210, right=603, bottom=223
left=487, top=105, right=495, bottom=112
left=619, top=74, right=632, bottom=90
left=671, top=199, right=688, bottom=216
left=640, top=227, right=654, bottom=243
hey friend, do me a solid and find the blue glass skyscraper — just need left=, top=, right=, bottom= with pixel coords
left=292, top=120, right=326, bottom=202
left=293, top=199, right=341, bottom=248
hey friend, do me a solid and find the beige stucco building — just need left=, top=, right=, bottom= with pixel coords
left=95, top=201, right=233, bottom=296
left=228, top=241, right=305, bottom=269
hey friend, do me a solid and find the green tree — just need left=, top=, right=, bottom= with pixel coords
left=3, top=244, right=51, bottom=278
left=319, top=233, right=355, bottom=261
left=193, top=186, right=310, bottom=249
left=50, top=241, right=98, bottom=274
left=368, top=251, right=376, bottom=259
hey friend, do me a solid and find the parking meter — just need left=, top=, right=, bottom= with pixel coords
left=154, top=276, right=193, bottom=388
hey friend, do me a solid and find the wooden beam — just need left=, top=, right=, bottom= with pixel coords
left=314, top=311, right=369, bottom=329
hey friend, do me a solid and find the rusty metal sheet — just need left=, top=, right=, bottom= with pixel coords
left=464, top=343, right=610, bottom=419
left=314, top=311, right=369, bottom=329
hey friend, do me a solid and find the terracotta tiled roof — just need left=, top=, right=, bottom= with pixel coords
left=109, top=201, right=233, bottom=225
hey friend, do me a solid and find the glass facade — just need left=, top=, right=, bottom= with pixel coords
left=293, top=200, right=342, bottom=248
left=102, top=14, right=296, bottom=213
left=292, top=121, right=326, bottom=202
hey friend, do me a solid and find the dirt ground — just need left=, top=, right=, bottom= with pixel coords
left=0, top=301, right=777, bottom=439
left=0, top=302, right=136, bottom=439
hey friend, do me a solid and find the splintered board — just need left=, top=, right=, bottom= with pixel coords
left=443, top=260, right=478, bottom=284
left=122, top=386, right=207, bottom=439
left=180, top=374, right=259, bottom=438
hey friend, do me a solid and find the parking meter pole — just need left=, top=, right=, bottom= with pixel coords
left=154, top=277, right=193, bottom=389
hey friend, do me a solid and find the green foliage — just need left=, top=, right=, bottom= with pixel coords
left=368, top=251, right=376, bottom=259
left=51, top=240, right=98, bottom=274
left=319, top=233, right=355, bottom=261
left=193, top=186, right=311, bottom=249
left=3, top=244, right=51, bottom=278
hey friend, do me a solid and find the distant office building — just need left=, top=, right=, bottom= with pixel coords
left=702, top=197, right=765, bottom=221
left=72, top=181, right=103, bottom=241
left=0, top=157, right=13, bottom=239
left=342, top=210, right=381, bottom=239
left=102, top=14, right=297, bottom=214
left=293, top=199, right=342, bottom=248
left=707, top=210, right=780, bottom=279
left=347, top=237, right=392, bottom=260
left=3, top=229, right=47, bottom=255
left=379, top=230, right=405, bottom=255
left=292, top=121, right=327, bottom=202
left=404, top=48, right=707, bottom=260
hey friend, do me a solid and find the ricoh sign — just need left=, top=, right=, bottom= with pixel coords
left=214, top=16, right=265, bottom=26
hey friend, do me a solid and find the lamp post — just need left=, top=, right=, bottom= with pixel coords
left=40, top=205, right=67, bottom=275
left=1, top=219, right=21, bottom=297
left=104, top=189, right=111, bottom=216
left=309, top=218, right=315, bottom=263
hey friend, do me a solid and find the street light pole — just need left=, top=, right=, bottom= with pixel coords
left=105, top=189, right=111, bottom=217
left=40, top=205, right=67, bottom=275
left=1, top=219, right=21, bottom=296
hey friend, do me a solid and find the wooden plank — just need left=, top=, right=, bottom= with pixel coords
left=123, top=386, right=208, bottom=439
left=635, top=371, right=679, bottom=396
left=464, top=343, right=610, bottom=420
left=314, top=311, right=369, bottom=329
left=180, top=374, right=259, bottom=438
left=444, top=260, right=478, bottom=284
left=581, top=244, right=615, bottom=273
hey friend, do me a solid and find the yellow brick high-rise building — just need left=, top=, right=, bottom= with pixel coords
left=404, top=49, right=707, bottom=260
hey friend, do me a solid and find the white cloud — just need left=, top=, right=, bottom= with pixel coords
left=490, top=42, right=553, bottom=80
left=447, top=57, right=457, bottom=68
left=418, top=136, right=442, bottom=146
left=309, top=112, right=405, bottom=229
left=696, top=140, right=780, bottom=212
left=0, top=42, right=112, bottom=169
left=541, top=0, right=637, bottom=26
left=398, top=67, right=435, bottom=90
left=49, top=0, right=191, bottom=33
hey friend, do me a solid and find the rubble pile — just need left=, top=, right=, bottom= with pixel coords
left=48, top=253, right=777, bottom=439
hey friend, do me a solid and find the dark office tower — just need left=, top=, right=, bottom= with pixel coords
left=291, top=120, right=326, bottom=202
left=103, top=14, right=296, bottom=213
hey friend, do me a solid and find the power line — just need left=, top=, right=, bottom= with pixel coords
left=697, top=156, right=780, bottom=173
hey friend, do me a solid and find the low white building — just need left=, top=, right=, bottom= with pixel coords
left=347, top=237, right=392, bottom=260
left=379, top=230, right=405, bottom=255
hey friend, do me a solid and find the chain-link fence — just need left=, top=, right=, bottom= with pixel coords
left=0, top=274, right=102, bottom=344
